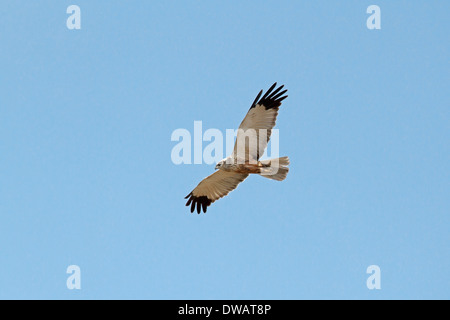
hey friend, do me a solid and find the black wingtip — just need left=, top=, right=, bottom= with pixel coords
left=185, top=193, right=212, bottom=214
left=261, top=82, right=277, bottom=101
left=250, top=83, right=288, bottom=110
left=250, top=90, right=263, bottom=109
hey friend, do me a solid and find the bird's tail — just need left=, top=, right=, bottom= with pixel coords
left=258, top=156, right=290, bottom=181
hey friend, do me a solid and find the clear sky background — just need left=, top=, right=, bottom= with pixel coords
left=0, top=1, right=448, bottom=299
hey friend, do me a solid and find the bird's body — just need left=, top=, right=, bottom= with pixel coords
left=216, top=157, right=266, bottom=174
left=185, top=83, right=290, bottom=213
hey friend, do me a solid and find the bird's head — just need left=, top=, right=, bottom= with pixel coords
left=215, top=159, right=226, bottom=170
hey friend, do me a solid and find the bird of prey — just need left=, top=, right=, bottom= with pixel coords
left=185, top=83, right=290, bottom=213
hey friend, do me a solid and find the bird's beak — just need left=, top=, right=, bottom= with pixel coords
left=215, top=164, right=219, bottom=170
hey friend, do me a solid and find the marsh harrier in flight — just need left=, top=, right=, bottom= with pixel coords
left=185, top=83, right=289, bottom=213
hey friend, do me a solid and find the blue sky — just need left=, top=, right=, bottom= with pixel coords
left=0, top=1, right=448, bottom=299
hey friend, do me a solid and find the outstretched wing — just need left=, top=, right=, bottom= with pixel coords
left=185, top=170, right=249, bottom=213
left=232, top=83, right=288, bottom=162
